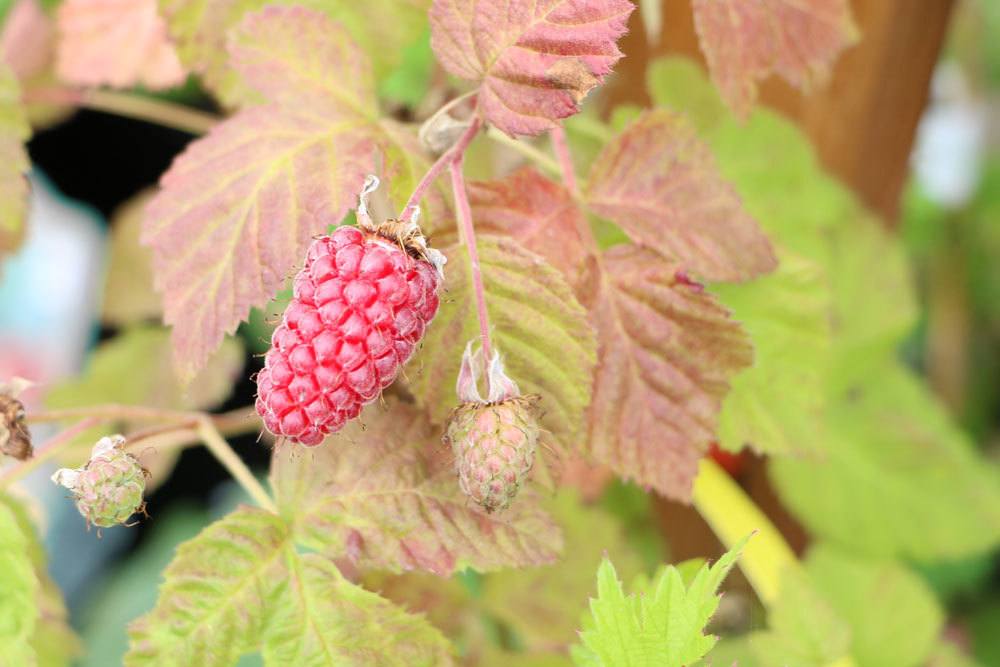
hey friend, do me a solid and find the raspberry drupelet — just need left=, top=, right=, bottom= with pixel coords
left=255, top=178, right=444, bottom=446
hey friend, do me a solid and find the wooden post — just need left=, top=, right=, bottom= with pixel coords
left=608, top=0, right=957, bottom=223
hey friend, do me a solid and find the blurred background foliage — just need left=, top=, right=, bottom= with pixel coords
left=2, top=0, right=999, bottom=665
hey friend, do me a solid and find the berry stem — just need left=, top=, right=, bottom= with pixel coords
left=401, top=114, right=483, bottom=222
left=449, top=156, right=493, bottom=364
left=197, top=418, right=277, bottom=513
left=550, top=125, right=579, bottom=196
left=0, top=417, right=103, bottom=486
left=22, top=86, right=218, bottom=135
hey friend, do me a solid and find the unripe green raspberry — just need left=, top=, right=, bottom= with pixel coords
left=444, top=343, right=540, bottom=513
left=445, top=395, right=540, bottom=513
left=52, top=435, right=148, bottom=528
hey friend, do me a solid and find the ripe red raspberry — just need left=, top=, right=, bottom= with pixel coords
left=256, top=224, right=442, bottom=446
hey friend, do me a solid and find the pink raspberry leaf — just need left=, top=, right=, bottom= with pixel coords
left=56, top=0, right=186, bottom=89
left=430, top=0, right=635, bottom=136
left=586, top=109, right=777, bottom=282
left=692, top=0, right=858, bottom=118
left=271, top=401, right=562, bottom=574
left=143, top=6, right=408, bottom=380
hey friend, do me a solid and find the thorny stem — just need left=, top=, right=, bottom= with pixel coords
left=449, top=156, right=493, bottom=363
left=0, top=417, right=102, bottom=486
left=23, top=87, right=219, bottom=135
left=197, top=418, right=276, bottom=513
left=401, top=114, right=483, bottom=222
left=550, top=125, right=579, bottom=196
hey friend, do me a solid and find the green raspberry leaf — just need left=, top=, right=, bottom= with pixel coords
left=0, top=504, right=39, bottom=667
left=0, top=493, right=80, bottom=667
left=125, top=507, right=290, bottom=666
left=771, top=363, right=1000, bottom=560
left=0, top=500, right=39, bottom=667
left=714, top=251, right=832, bottom=455
left=572, top=534, right=749, bottom=667
left=748, top=567, right=851, bottom=667
left=262, top=553, right=452, bottom=666
left=804, top=545, right=944, bottom=667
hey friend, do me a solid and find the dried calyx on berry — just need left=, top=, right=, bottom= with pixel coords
left=255, top=176, right=445, bottom=446
left=0, top=377, right=32, bottom=461
left=52, top=435, right=149, bottom=529
left=444, top=343, right=540, bottom=513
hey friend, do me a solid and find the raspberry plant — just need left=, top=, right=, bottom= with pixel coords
left=0, top=0, right=997, bottom=665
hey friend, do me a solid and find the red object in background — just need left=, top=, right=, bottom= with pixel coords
left=707, top=441, right=748, bottom=477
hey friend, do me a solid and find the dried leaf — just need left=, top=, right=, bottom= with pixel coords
left=692, top=0, right=858, bottom=118
left=143, top=6, right=379, bottom=380
left=56, top=0, right=185, bottom=89
left=0, top=63, right=30, bottom=256
left=586, top=109, right=776, bottom=282
left=271, top=400, right=562, bottom=576
left=407, top=236, right=597, bottom=463
left=429, top=0, right=634, bottom=136
left=585, top=245, right=752, bottom=500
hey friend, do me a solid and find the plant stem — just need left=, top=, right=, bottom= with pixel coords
left=28, top=404, right=193, bottom=425
left=692, top=459, right=857, bottom=667
left=691, top=458, right=796, bottom=606
left=449, top=156, right=493, bottom=363
left=401, top=115, right=483, bottom=222
left=485, top=127, right=561, bottom=176
left=550, top=125, right=579, bottom=196
left=196, top=418, right=276, bottom=513
left=23, top=87, right=218, bottom=135
left=0, top=417, right=102, bottom=486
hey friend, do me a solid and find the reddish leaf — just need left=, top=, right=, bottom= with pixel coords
left=143, top=6, right=382, bottom=380
left=430, top=0, right=634, bottom=136
left=271, top=400, right=562, bottom=575
left=586, top=109, right=776, bottom=282
left=56, top=0, right=185, bottom=89
left=585, top=245, right=752, bottom=500
left=692, top=0, right=858, bottom=118
left=467, top=167, right=589, bottom=279
left=1, top=0, right=54, bottom=81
